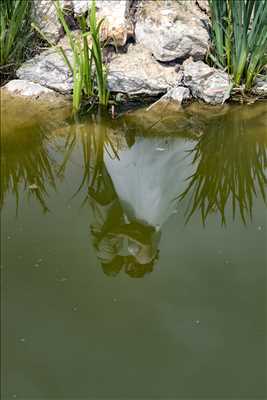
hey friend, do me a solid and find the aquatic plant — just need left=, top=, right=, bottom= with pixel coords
left=89, top=0, right=109, bottom=106
left=0, top=0, right=33, bottom=82
left=179, top=111, right=267, bottom=225
left=208, top=0, right=267, bottom=90
left=33, top=0, right=109, bottom=113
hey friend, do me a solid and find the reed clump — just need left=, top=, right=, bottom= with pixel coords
left=208, top=0, right=267, bottom=91
left=0, top=0, right=33, bottom=84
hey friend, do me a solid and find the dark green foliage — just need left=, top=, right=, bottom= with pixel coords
left=208, top=0, right=267, bottom=90
left=0, top=0, right=32, bottom=69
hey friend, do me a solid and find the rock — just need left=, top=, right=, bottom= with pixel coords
left=17, top=42, right=179, bottom=97
left=17, top=48, right=73, bottom=94
left=135, top=0, right=209, bottom=62
left=72, top=0, right=133, bottom=47
left=251, top=77, right=267, bottom=97
left=72, top=0, right=89, bottom=15
left=107, top=44, right=180, bottom=96
left=161, top=86, right=191, bottom=103
left=33, top=0, right=63, bottom=44
left=95, top=0, right=133, bottom=47
left=2, top=80, right=67, bottom=101
left=196, top=0, right=210, bottom=14
left=182, top=60, right=232, bottom=104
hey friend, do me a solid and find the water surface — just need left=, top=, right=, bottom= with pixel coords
left=1, top=97, right=267, bottom=399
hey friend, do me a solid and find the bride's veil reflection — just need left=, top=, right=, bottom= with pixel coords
left=60, top=105, right=266, bottom=277
left=62, top=111, right=196, bottom=277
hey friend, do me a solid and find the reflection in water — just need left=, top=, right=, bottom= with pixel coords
left=178, top=109, right=267, bottom=224
left=91, top=135, right=195, bottom=276
left=2, top=104, right=266, bottom=276
left=60, top=106, right=266, bottom=277
left=1, top=126, right=57, bottom=212
left=1, top=93, right=71, bottom=212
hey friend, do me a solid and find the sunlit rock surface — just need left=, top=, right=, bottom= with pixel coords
left=2, top=79, right=68, bottom=101
left=17, top=49, right=73, bottom=94
left=108, top=44, right=180, bottom=95
left=33, top=0, right=63, bottom=44
left=252, top=77, right=267, bottom=98
left=182, top=59, right=232, bottom=104
left=160, top=86, right=191, bottom=104
left=135, top=0, right=209, bottom=62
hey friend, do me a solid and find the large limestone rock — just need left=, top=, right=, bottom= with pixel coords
left=251, top=77, right=267, bottom=97
left=108, top=44, right=180, bottom=96
left=2, top=79, right=68, bottom=102
left=161, top=86, right=191, bottom=103
left=182, top=60, right=232, bottom=104
left=72, top=0, right=133, bottom=47
left=17, top=48, right=73, bottom=94
left=135, top=0, right=209, bottom=62
left=16, top=43, right=179, bottom=97
left=94, top=0, right=133, bottom=47
left=33, top=0, right=63, bottom=44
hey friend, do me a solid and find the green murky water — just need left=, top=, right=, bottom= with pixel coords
left=1, top=96, right=267, bottom=399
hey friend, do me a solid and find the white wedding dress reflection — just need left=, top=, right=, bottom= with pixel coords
left=104, top=136, right=195, bottom=229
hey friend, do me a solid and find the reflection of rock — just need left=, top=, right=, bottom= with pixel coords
left=108, top=44, right=179, bottom=95
left=17, top=48, right=73, bottom=94
left=183, top=59, right=232, bottom=104
left=135, top=0, right=209, bottom=62
left=2, top=80, right=69, bottom=101
left=1, top=91, right=71, bottom=137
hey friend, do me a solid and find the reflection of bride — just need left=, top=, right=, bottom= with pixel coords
left=89, top=133, right=195, bottom=278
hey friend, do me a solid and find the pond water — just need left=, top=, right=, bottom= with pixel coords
left=1, top=97, right=267, bottom=399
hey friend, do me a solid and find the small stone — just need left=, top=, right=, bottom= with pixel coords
left=258, top=226, right=263, bottom=231
left=57, top=277, right=68, bottom=282
left=19, top=337, right=26, bottom=343
left=195, top=320, right=200, bottom=325
left=28, top=184, right=38, bottom=190
left=182, top=59, right=232, bottom=104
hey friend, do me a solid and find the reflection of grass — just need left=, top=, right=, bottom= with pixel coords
left=1, top=128, right=57, bottom=212
left=179, top=118, right=267, bottom=225
left=58, top=111, right=119, bottom=201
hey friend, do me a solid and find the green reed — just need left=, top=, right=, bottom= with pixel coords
left=0, top=0, right=32, bottom=79
left=208, top=0, right=267, bottom=90
left=89, top=0, right=109, bottom=106
left=34, top=0, right=109, bottom=113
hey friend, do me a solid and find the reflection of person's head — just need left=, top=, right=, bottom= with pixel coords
left=101, top=253, right=158, bottom=278
left=124, top=255, right=156, bottom=278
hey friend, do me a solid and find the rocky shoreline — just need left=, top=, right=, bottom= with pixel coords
left=2, top=0, right=267, bottom=107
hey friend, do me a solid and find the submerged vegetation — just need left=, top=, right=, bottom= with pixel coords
left=0, top=0, right=33, bottom=84
left=208, top=0, right=267, bottom=90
